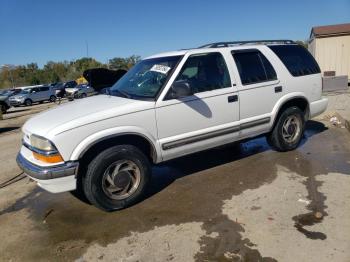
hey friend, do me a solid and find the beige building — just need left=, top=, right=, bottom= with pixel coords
left=308, top=23, right=350, bottom=82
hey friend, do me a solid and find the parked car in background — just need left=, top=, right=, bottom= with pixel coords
left=66, top=84, right=95, bottom=99
left=51, top=81, right=78, bottom=98
left=64, top=80, right=77, bottom=89
left=9, top=86, right=56, bottom=106
left=0, top=89, right=22, bottom=113
left=0, top=91, right=11, bottom=113
left=52, top=82, right=65, bottom=97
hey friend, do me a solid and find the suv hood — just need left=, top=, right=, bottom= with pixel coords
left=23, top=95, right=155, bottom=138
left=65, top=87, right=79, bottom=93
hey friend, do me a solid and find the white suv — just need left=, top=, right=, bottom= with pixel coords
left=17, top=40, right=328, bottom=211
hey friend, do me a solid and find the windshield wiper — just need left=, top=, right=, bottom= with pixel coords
left=113, top=89, right=131, bottom=98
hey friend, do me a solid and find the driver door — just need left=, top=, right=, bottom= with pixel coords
left=155, top=52, right=240, bottom=161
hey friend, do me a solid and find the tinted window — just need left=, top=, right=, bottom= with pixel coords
left=174, top=52, right=231, bottom=94
left=232, top=50, right=277, bottom=85
left=269, top=45, right=320, bottom=76
left=40, top=86, right=49, bottom=91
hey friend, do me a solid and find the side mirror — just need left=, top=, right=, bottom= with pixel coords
left=171, top=80, right=193, bottom=99
left=31, top=90, right=36, bottom=93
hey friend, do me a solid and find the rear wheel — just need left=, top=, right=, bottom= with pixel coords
left=82, top=145, right=151, bottom=211
left=267, top=107, right=305, bottom=151
left=24, top=99, right=32, bottom=106
left=49, top=95, right=56, bottom=102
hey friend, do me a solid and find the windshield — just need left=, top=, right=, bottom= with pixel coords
left=109, top=55, right=182, bottom=99
left=53, top=83, right=64, bottom=89
left=19, top=89, right=31, bottom=95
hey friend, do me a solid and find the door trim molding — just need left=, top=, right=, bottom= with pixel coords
left=162, top=117, right=270, bottom=150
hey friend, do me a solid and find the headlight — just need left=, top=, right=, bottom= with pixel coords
left=30, top=135, right=56, bottom=151
left=29, top=135, right=64, bottom=164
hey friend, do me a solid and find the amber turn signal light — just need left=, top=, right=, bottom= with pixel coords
left=33, top=152, right=64, bottom=164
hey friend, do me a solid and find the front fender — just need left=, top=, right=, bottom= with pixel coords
left=69, top=126, right=162, bottom=162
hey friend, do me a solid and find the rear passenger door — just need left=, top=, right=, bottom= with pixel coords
left=231, top=48, right=283, bottom=136
left=39, top=86, right=50, bottom=101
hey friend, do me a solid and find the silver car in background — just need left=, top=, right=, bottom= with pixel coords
left=66, top=84, right=95, bottom=99
left=9, top=86, right=57, bottom=106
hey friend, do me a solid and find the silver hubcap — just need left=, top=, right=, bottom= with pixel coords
left=282, top=115, right=301, bottom=143
left=102, top=160, right=141, bottom=200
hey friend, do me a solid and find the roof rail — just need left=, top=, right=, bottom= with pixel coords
left=199, top=40, right=296, bottom=48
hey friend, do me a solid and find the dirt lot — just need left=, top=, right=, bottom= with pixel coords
left=0, top=96, right=349, bottom=262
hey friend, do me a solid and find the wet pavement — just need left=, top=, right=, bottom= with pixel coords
left=0, top=120, right=350, bottom=261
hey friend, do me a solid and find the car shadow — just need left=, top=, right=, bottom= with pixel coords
left=180, top=95, right=213, bottom=118
left=144, top=120, right=328, bottom=201
left=0, top=126, right=20, bottom=134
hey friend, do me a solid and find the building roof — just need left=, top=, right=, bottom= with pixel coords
left=311, top=23, right=350, bottom=38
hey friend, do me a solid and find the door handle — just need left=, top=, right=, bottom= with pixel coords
left=275, top=86, right=282, bottom=93
left=228, top=95, right=238, bottom=103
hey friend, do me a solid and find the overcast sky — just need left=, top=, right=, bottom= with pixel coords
left=0, top=0, right=349, bottom=67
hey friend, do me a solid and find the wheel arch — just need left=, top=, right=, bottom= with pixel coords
left=72, top=131, right=160, bottom=165
left=271, top=94, right=310, bottom=129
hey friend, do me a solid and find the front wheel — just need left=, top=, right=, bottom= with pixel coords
left=82, top=145, right=151, bottom=211
left=0, top=103, right=7, bottom=114
left=24, top=99, right=32, bottom=106
left=267, top=107, right=305, bottom=152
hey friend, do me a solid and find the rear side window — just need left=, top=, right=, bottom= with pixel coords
left=269, top=45, right=320, bottom=77
left=40, top=86, right=49, bottom=91
left=232, top=50, right=277, bottom=85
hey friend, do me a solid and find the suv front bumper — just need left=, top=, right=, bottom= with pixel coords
left=16, top=153, right=78, bottom=193
left=9, top=100, right=24, bottom=106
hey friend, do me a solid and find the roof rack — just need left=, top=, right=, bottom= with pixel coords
left=199, top=40, right=296, bottom=48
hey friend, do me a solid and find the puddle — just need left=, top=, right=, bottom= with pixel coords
left=293, top=212, right=326, bottom=240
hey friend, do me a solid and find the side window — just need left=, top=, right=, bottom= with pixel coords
left=232, top=50, right=277, bottom=85
left=32, top=87, right=40, bottom=93
left=40, top=86, right=49, bottom=91
left=268, top=45, right=320, bottom=77
left=174, top=52, right=231, bottom=94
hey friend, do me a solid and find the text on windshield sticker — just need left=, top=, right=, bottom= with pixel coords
left=150, top=64, right=171, bottom=74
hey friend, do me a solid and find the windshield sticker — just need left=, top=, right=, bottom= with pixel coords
left=150, top=64, right=171, bottom=74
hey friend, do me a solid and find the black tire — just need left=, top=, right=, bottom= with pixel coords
left=82, top=145, right=151, bottom=211
left=0, top=103, right=7, bottom=114
left=267, top=106, right=305, bottom=152
left=49, top=95, right=56, bottom=102
left=24, top=99, right=32, bottom=106
left=81, top=93, right=87, bottom=98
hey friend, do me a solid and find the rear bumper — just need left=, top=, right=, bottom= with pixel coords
left=16, top=153, right=78, bottom=193
left=309, top=97, right=328, bottom=118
